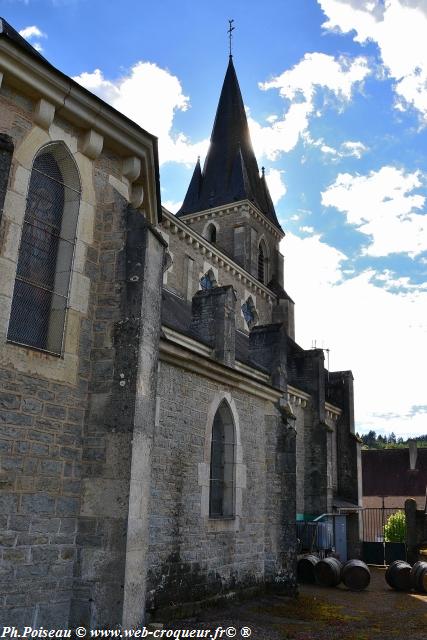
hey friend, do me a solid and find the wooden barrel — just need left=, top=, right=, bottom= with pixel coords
left=297, top=554, right=319, bottom=584
left=385, top=560, right=412, bottom=591
left=410, top=561, right=427, bottom=593
left=314, top=557, right=342, bottom=587
left=341, top=559, right=371, bottom=591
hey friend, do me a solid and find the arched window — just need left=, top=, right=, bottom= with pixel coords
left=7, top=142, right=81, bottom=355
left=206, top=223, right=217, bottom=243
left=258, top=240, right=267, bottom=284
left=209, top=401, right=235, bottom=517
left=241, top=296, right=258, bottom=330
left=200, top=268, right=217, bottom=291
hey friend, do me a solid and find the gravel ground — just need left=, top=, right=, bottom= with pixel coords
left=166, top=567, right=427, bottom=640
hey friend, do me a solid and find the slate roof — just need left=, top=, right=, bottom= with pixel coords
left=268, top=277, right=294, bottom=303
left=177, top=57, right=283, bottom=233
left=0, top=18, right=48, bottom=63
left=161, top=288, right=269, bottom=373
left=362, top=448, right=427, bottom=497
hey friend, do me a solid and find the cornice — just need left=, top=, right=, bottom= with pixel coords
left=160, top=331, right=282, bottom=402
left=325, top=402, right=342, bottom=421
left=288, top=386, right=311, bottom=408
left=161, top=208, right=275, bottom=303
left=0, top=39, right=160, bottom=224
left=177, top=199, right=285, bottom=241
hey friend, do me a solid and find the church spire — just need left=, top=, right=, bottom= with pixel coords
left=177, top=57, right=283, bottom=232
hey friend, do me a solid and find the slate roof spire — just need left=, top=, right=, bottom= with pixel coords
left=178, top=57, right=283, bottom=232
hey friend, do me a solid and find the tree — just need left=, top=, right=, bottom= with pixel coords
left=384, top=511, right=406, bottom=543
left=362, top=430, right=377, bottom=447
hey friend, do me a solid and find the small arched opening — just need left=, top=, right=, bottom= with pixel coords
left=209, top=400, right=236, bottom=517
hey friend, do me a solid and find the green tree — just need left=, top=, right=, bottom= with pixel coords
left=362, top=430, right=377, bottom=447
left=384, top=511, right=406, bottom=543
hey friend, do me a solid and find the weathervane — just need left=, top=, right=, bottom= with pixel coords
left=228, top=19, right=235, bottom=57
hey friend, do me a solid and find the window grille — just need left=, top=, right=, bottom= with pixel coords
left=7, top=142, right=81, bottom=355
left=209, top=401, right=235, bottom=518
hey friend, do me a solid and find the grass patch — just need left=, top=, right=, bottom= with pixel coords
left=253, top=594, right=360, bottom=624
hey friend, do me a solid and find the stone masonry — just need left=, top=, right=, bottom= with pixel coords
left=0, top=19, right=360, bottom=629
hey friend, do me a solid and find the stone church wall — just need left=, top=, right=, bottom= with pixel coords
left=146, top=360, right=296, bottom=615
left=180, top=204, right=282, bottom=284
left=0, top=89, right=97, bottom=626
left=0, top=77, right=164, bottom=628
left=161, top=219, right=274, bottom=332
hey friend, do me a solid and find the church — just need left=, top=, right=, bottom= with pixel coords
left=0, top=18, right=361, bottom=629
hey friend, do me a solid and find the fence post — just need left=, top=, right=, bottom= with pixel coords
left=405, top=498, right=418, bottom=564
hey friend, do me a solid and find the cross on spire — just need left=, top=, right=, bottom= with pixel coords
left=228, top=19, right=235, bottom=57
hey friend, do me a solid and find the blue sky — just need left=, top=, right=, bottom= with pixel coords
left=3, top=0, right=427, bottom=438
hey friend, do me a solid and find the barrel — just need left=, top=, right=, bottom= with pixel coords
left=341, top=559, right=370, bottom=591
left=297, top=554, right=319, bottom=584
left=314, top=557, right=342, bottom=587
left=410, top=560, right=427, bottom=593
left=385, top=560, right=412, bottom=591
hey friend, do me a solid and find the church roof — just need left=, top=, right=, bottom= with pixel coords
left=0, top=18, right=48, bottom=63
left=178, top=56, right=283, bottom=233
left=0, top=16, right=163, bottom=224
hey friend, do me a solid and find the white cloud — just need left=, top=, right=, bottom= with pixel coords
left=19, top=25, right=46, bottom=51
left=73, top=64, right=209, bottom=166
left=162, top=200, right=182, bottom=214
left=19, top=25, right=46, bottom=39
left=308, top=135, right=368, bottom=160
left=341, top=140, right=368, bottom=158
left=282, top=231, right=427, bottom=437
left=264, top=168, right=287, bottom=205
left=248, top=52, right=370, bottom=159
left=261, top=52, right=370, bottom=101
left=321, top=165, right=427, bottom=256
left=319, top=0, right=427, bottom=122
left=248, top=101, right=313, bottom=159
left=299, top=225, right=315, bottom=233
left=374, top=269, right=427, bottom=291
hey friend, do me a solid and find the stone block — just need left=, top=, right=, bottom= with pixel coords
left=44, top=404, right=67, bottom=420
left=8, top=515, right=30, bottom=531
left=14, top=126, right=50, bottom=169
left=21, top=494, right=56, bottom=515
left=81, top=479, right=129, bottom=518
left=35, top=601, right=70, bottom=628
left=0, top=410, right=32, bottom=426
left=39, top=460, right=63, bottom=476
left=0, top=391, right=21, bottom=410
left=22, top=398, right=43, bottom=414
left=0, top=493, right=18, bottom=513
left=56, top=497, right=80, bottom=516
left=59, top=518, right=77, bottom=534
left=31, top=517, right=61, bottom=534
left=31, top=547, right=60, bottom=563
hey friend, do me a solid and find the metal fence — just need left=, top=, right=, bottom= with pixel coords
left=297, top=520, right=334, bottom=555
left=362, top=507, right=403, bottom=542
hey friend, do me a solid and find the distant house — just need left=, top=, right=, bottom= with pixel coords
left=362, top=443, right=427, bottom=510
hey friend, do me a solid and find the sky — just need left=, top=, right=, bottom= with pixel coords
left=2, top=0, right=427, bottom=438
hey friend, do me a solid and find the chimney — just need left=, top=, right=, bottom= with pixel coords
left=190, top=285, right=236, bottom=366
left=408, top=440, right=418, bottom=470
left=249, top=323, right=287, bottom=391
